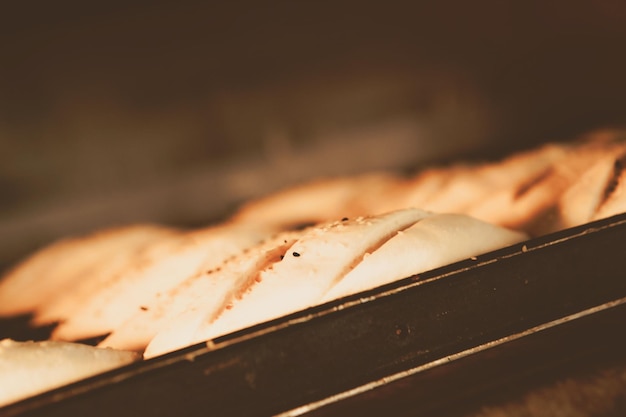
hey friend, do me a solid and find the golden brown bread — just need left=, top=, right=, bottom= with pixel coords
left=49, top=223, right=275, bottom=342
left=0, top=225, right=178, bottom=318
left=100, top=229, right=304, bottom=352
left=232, top=172, right=408, bottom=227
left=231, top=130, right=626, bottom=237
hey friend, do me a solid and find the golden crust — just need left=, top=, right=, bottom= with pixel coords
left=0, top=225, right=178, bottom=317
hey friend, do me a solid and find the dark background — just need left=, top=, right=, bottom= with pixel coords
left=2, top=0, right=626, bottom=268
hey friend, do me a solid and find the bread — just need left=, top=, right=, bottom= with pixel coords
left=231, top=172, right=408, bottom=227
left=322, top=213, right=527, bottom=302
left=49, top=223, right=275, bottom=342
left=0, top=225, right=178, bottom=317
left=1, top=130, right=625, bottom=406
left=0, top=339, right=139, bottom=407
left=232, top=131, right=626, bottom=238
left=143, top=208, right=432, bottom=357
left=100, top=229, right=304, bottom=352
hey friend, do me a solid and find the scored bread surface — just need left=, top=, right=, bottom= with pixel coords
left=0, top=225, right=178, bottom=317
left=101, top=229, right=304, bottom=352
left=50, top=223, right=274, bottom=342
left=1, top=132, right=626, bottom=370
left=143, top=208, right=430, bottom=357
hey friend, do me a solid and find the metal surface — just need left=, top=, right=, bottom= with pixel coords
left=2, top=213, right=626, bottom=416
left=303, top=299, right=626, bottom=416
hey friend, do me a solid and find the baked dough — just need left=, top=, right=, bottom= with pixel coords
left=0, top=339, right=139, bottom=407
left=100, top=229, right=304, bottom=352
left=143, top=208, right=431, bottom=357
left=322, top=213, right=527, bottom=301
left=49, top=223, right=275, bottom=341
left=0, top=225, right=178, bottom=317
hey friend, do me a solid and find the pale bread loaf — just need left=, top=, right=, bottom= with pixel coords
left=0, top=339, right=139, bottom=407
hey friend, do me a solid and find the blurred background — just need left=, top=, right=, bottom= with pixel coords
left=1, top=0, right=626, bottom=269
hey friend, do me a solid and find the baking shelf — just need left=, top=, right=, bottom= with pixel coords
left=2, top=213, right=626, bottom=417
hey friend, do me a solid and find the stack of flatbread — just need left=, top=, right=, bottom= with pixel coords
left=0, top=130, right=625, bottom=407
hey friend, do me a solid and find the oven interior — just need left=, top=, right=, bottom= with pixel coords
left=2, top=1, right=626, bottom=415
